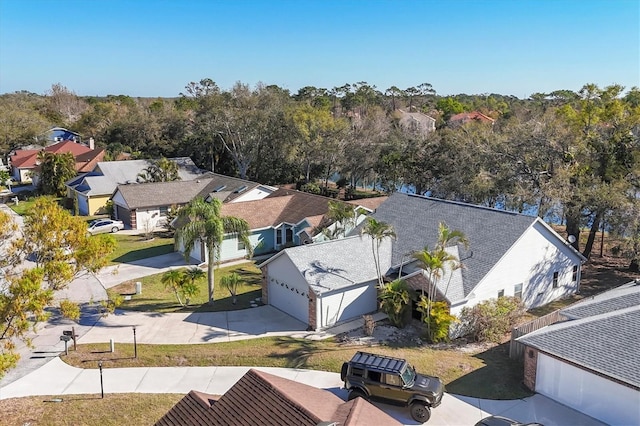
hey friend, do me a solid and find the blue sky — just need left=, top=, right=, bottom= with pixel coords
left=1, top=0, right=638, bottom=98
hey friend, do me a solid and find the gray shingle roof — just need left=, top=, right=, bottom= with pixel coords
left=518, top=305, right=640, bottom=389
left=79, top=158, right=209, bottom=196
left=561, top=281, right=640, bottom=319
left=352, top=192, right=537, bottom=297
left=267, top=235, right=392, bottom=295
left=116, top=179, right=215, bottom=209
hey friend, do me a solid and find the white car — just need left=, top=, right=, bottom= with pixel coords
left=88, top=219, right=125, bottom=235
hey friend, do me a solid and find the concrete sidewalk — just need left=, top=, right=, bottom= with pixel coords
left=0, top=357, right=603, bottom=426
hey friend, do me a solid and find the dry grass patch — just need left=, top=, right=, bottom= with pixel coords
left=0, top=393, right=184, bottom=426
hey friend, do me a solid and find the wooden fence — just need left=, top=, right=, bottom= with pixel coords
left=509, top=310, right=567, bottom=359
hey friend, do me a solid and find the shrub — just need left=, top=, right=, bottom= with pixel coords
left=424, top=300, right=457, bottom=343
left=363, top=314, right=376, bottom=336
left=59, top=299, right=81, bottom=321
left=459, top=296, right=525, bottom=343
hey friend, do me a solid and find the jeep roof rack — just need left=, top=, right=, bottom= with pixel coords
left=349, top=351, right=408, bottom=374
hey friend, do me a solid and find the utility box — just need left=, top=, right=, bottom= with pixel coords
left=135, top=282, right=142, bottom=295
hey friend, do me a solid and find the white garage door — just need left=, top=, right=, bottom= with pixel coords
left=536, top=353, right=640, bottom=425
left=269, top=280, right=308, bottom=324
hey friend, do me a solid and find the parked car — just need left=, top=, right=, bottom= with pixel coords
left=475, top=416, right=544, bottom=426
left=87, top=219, right=124, bottom=235
left=340, top=351, right=444, bottom=423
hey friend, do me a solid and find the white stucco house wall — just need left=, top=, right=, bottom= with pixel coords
left=260, top=236, right=392, bottom=330
left=518, top=282, right=640, bottom=426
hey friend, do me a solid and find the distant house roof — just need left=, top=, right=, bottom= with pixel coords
left=155, top=368, right=401, bottom=426
left=68, top=158, right=208, bottom=197
left=448, top=111, right=495, bottom=125
left=10, top=141, right=104, bottom=172
left=518, top=281, right=640, bottom=389
left=351, top=192, right=539, bottom=299
left=261, top=235, right=391, bottom=295
left=220, top=188, right=334, bottom=231
left=347, top=196, right=388, bottom=212
left=114, top=179, right=216, bottom=209
left=112, top=173, right=274, bottom=210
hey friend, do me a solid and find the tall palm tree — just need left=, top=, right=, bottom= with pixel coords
left=361, top=218, right=396, bottom=288
left=175, top=197, right=252, bottom=304
left=412, top=222, right=468, bottom=336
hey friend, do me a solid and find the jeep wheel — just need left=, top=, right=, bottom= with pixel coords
left=340, top=362, right=348, bottom=381
left=347, top=389, right=367, bottom=401
left=410, top=402, right=431, bottom=423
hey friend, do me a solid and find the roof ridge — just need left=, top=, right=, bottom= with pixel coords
left=404, top=192, right=530, bottom=217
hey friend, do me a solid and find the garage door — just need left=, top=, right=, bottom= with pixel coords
left=319, top=284, right=376, bottom=328
left=269, top=280, right=308, bottom=324
left=536, top=353, right=639, bottom=425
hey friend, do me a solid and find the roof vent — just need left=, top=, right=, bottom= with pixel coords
left=234, top=185, right=248, bottom=194
left=213, top=185, right=226, bottom=192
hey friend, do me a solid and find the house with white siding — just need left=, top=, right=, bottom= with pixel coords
left=261, top=192, right=586, bottom=330
left=518, top=281, right=640, bottom=426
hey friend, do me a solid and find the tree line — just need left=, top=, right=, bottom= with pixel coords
left=0, top=80, right=638, bottom=266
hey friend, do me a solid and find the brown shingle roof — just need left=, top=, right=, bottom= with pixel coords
left=155, top=369, right=402, bottom=426
left=115, top=178, right=215, bottom=209
left=221, top=189, right=334, bottom=229
left=347, top=196, right=388, bottom=211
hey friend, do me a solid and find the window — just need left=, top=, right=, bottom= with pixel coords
left=351, top=367, right=364, bottom=377
left=498, top=289, right=504, bottom=298
left=572, top=265, right=578, bottom=282
left=514, top=283, right=523, bottom=299
left=384, top=373, right=402, bottom=387
left=276, top=229, right=282, bottom=245
left=367, top=371, right=381, bottom=383
left=285, top=228, right=294, bottom=243
left=159, top=206, right=168, bottom=217
left=237, top=240, right=245, bottom=251
left=552, top=272, right=559, bottom=288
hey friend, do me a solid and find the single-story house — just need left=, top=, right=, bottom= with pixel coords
left=517, top=281, right=640, bottom=426
left=179, top=189, right=384, bottom=265
left=448, top=111, right=495, bottom=126
left=260, top=235, right=391, bottom=330
left=155, top=368, right=401, bottom=426
left=353, top=192, right=587, bottom=318
left=111, top=174, right=277, bottom=230
left=9, top=140, right=104, bottom=184
left=66, top=157, right=209, bottom=216
left=263, top=192, right=585, bottom=330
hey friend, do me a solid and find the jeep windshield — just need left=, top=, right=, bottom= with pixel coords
left=401, top=365, right=416, bottom=387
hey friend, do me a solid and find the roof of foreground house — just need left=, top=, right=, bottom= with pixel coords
left=518, top=281, right=640, bottom=389
left=155, top=368, right=401, bottom=426
left=352, top=192, right=539, bottom=299
left=261, top=235, right=392, bottom=295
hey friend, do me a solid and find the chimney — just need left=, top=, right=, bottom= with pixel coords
left=89, top=137, right=95, bottom=150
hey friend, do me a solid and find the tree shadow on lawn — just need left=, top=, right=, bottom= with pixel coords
left=445, top=343, right=532, bottom=400
left=269, top=336, right=348, bottom=370
left=119, top=290, right=263, bottom=313
left=111, top=245, right=174, bottom=264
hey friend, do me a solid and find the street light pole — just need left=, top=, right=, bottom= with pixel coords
left=98, top=361, right=104, bottom=399
left=132, top=326, right=137, bottom=359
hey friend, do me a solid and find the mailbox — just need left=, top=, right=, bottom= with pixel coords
left=63, top=330, right=73, bottom=337
left=60, top=335, right=71, bottom=342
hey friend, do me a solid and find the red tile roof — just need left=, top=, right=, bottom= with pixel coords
left=10, top=141, right=104, bottom=172
left=155, top=369, right=402, bottom=426
left=449, top=111, right=495, bottom=124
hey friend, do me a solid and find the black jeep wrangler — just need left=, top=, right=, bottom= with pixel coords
left=341, top=351, right=444, bottom=423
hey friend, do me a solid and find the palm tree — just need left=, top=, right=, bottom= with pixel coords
left=175, top=197, right=253, bottom=304
left=412, top=222, right=468, bottom=336
left=161, top=269, right=186, bottom=306
left=182, top=267, right=205, bottom=305
left=322, top=200, right=356, bottom=239
left=361, top=218, right=396, bottom=288
left=220, top=272, right=241, bottom=304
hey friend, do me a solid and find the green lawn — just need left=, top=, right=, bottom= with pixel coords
left=62, top=337, right=529, bottom=400
left=111, top=262, right=263, bottom=312
left=107, top=233, right=174, bottom=264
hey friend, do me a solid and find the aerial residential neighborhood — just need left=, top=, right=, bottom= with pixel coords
left=1, top=1, right=639, bottom=425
